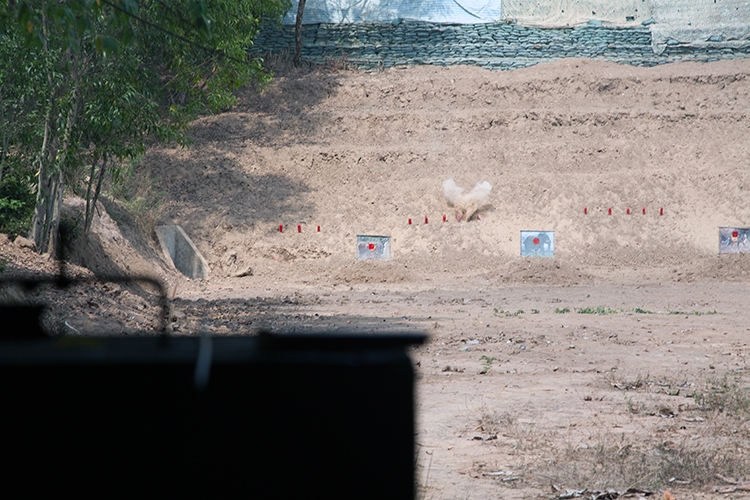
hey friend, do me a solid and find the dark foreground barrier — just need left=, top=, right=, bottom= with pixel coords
left=0, top=325, right=424, bottom=499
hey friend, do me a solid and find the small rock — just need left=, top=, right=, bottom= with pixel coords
left=14, top=235, right=35, bottom=250
left=641, top=18, right=655, bottom=26
left=233, top=267, right=254, bottom=278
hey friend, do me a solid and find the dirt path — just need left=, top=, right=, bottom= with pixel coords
left=158, top=278, right=750, bottom=499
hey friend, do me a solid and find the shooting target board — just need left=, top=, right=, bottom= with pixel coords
left=719, top=227, right=750, bottom=254
left=357, top=235, right=391, bottom=261
left=521, top=231, right=555, bottom=258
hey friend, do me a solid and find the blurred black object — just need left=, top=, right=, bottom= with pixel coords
left=0, top=304, right=47, bottom=339
left=0, top=332, right=424, bottom=499
left=1, top=227, right=425, bottom=498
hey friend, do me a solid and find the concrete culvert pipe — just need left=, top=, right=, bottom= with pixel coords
left=155, top=225, right=210, bottom=279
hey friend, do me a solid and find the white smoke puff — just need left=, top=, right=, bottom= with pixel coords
left=443, top=179, right=492, bottom=221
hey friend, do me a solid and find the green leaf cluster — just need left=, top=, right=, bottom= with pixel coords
left=0, top=0, right=291, bottom=249
left=576, top=306, right=618, bottom=315
left=0, top=166, right=35, bottom=238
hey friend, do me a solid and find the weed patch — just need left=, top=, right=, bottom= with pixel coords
left=479, top=355, right=496, bottom=374
left=540, top=433, right=749, bottom=491
left=692, top=374, right=750, bottom=418
left=668, top=310, right=718, bottom=316
left=108, top=156, right=165, bottom=239
left=528, top=373, right=750, bottom=491
left=494, top=308, right=524, bottom=317
left=577, top=306, right=618, bottom=315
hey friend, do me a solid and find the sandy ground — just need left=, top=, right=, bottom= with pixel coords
left=4, top=57, right=750, bottom=498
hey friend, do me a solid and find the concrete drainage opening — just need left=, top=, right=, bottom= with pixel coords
left=155, top=225, right=210, bottom=279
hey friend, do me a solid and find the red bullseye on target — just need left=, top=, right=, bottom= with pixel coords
left=357, top=235, right=391, bottom=261
left=521, top=230, right=554, bottom=257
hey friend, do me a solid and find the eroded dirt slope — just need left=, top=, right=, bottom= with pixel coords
left=146, top=58, right=750, bottom=287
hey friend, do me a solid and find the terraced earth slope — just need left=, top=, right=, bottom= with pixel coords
left=146, top=58, right=750, bottom=288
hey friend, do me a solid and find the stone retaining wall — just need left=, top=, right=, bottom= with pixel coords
left=251, top=22, right=750, bottom=70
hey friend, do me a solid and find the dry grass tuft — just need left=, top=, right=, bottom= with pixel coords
left=108, top=157, right=165, bottom=240
left=535, top=373, right=750, bottom=491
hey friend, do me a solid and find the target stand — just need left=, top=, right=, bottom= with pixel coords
left=719, top=227, right=750, bottom=254
left=521, top=230, right=554, bottom=258
left=357, top=235, right=391, bottom=261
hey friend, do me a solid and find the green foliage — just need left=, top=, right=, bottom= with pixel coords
left=554, top=307, right=570, bottom=314
left=1, top=0, right=291, bottom=250
left=577, top=306, right=618, bottom=315
left=0, top=167, right=35, bottom=238
left=108, top=156, right=164, bottom=236
left=669, top=310, right=718, bottom=316
left=494, top=308, right=524, bottom=317
left=479, top=355, right=496, bottom=374
left=633, top=307, right=653, bottom=314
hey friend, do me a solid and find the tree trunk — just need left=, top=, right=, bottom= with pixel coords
left=294, top=0, right=306, bottom=67
left=32, top=2, right=58, bottom=253
left=32, top=20, right=82, bottom=254
left=84, top=156, right=107, bottom=236
left=0, top=132, right=6, bottom=186
left=83, top=161, right=97, bottom=235
left=0, top=100, right=6, bottom=185
left=32, top=102, right=55, bottom=253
